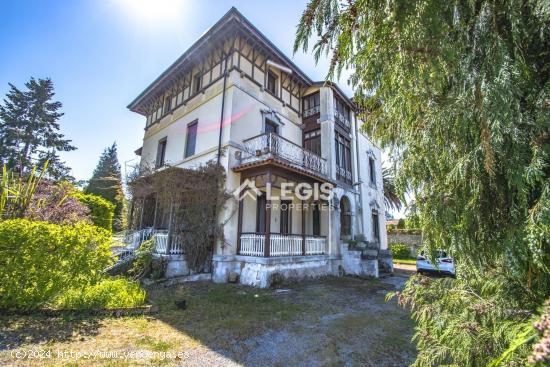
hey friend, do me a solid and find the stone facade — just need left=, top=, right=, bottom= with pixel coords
left=212, top=255, right=340, bottom=288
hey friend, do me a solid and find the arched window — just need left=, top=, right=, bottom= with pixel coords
left=340, top=196, right=351, bottom=238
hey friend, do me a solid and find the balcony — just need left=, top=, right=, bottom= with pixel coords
left=234, top=133, right=328, bottom=178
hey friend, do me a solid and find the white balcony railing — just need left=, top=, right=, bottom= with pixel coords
left=152, top=231, right=185, bottom=255
left=270, top=234, right=303, bottom=256
left=305, top=237, right=326, bottom=255
left=303, top=105, right=320, bottom=118
left=152, top=231, right=169, bottom=253
left=237, top=133, right=328, bottom=177
left=239, top=233, right=327, bottom=257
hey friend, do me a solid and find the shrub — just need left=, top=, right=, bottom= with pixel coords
left=74, top=192, right=115, bottom=231
left=0, top=219, right=113, bottom=310
left=396, top=219, right=406, bottom=229
left=25, top=181, right=91, bottom=225
left=390, top=242, right=413, bottom=259
left=54, top=277, right=146, bottom=309
left=130, top=239, right=166, bottom=280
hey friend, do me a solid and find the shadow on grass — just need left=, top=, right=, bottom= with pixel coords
left=0, top=314, right=103, bottom=351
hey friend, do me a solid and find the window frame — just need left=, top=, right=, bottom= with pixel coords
left=155, top=137, right=167, bottom=168
left=369, top=157, right=376, bottom=185
left=193, top=73, right=202, bottom=94
left=372, top=211, right=380, bottom=242
left=312, top=202, right=321, bottom=236
left=264, top=119, right=279, bottom=135
left=162, top=95, right=171, bottom=116
left=280, top=200, right=292, bottom=235
left=184, top=120, right=198, bottom=158
left=266, top=71, right=278, bottom=96
left=256, top=194, right=267, bottom=233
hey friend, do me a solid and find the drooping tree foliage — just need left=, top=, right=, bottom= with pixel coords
left=295, top=0, right=549, bottom=365
left=382, top=166, right=402, bottom=211
left=86, top=143, right=125, bottom=231
left=0, top=78, right=76, bottom=180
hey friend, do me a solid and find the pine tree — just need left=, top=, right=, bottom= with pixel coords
left=0, top=77, right=76, bottom=179
left=85, top=143, right=125, bottom=231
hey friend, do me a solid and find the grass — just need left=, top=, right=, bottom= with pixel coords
left=0, top=277, right=416, bottom=366
left=394, top=258, right=417, bottom=265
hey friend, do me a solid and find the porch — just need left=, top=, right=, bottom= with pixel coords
left=233, top=133, right=334, bottom=258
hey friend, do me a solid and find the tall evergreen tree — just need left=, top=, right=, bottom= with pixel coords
left=295, top=0, right=549, bottom=365
left=0, top=77, right=76, bottom=179
left=85, top=143, right=125, bottom=231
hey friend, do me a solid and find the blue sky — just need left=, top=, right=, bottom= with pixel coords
left=0, top=0, right=353, bottom=181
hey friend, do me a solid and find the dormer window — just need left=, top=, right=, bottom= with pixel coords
left=267, top=71, right=277, bottom=95
left=193, top=73, right=202, bottom=94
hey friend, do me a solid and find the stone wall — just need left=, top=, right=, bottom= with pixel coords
left=212, top=255, right=340, bottom=288
left=387, top=232, right=423, bottom=254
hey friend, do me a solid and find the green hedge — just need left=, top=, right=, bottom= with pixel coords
left=389, top=242, right=414, bottom=259
left=73, top=192, right=115, bottom=231
left=0, top=219, right=113, bottom=310
left=54, top=277, right=145, bottom=310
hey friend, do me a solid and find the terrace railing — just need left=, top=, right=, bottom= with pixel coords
left=237, top=133, right=328, bottom=177
left=239, top=233, right=327, bottom=257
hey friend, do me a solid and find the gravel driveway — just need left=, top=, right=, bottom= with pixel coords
left=198, top=274, right=416, bottom=367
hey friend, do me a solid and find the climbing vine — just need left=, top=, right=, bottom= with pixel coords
left=129, top=161, right=229, bottom=272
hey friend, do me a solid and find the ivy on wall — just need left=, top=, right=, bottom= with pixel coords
left=129, top=162, right=229, bottom=272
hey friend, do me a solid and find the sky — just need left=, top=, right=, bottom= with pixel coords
left=0, top=1, right=401, bottom=216
left=0, top=0, right=353, bottom=178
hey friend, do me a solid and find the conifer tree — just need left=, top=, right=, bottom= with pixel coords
left=0, top=77, right=76, bottom=179
left=85, top=143, right=125, bottom=231
left=295, top=1, right=549, bottom=365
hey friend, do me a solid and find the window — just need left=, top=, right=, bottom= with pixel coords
left=369, top=157, right=376, bottom=185
left=372, top=211, right=380, bottom=242
left=302, top=92, right=320, bottom=117
left=185, top=121, right=198, bottom=158
left=312, top=202, right=320, bottom=236
left=193, top=73, right=202, bottom=94
left=334, top=96, right=351, bottom=129
left=280, top=200, right=292, bottom=234
left=265, top=119, right=278, bottom=134
left=256, top=194, right=267, bottom=233
left=304, top=129, right=321, bottom=156
left=163, top=95, right=171, bottom=116
left=267, top=71, right=277, bottom=95
left=335, top=132, right=352, bottom=184
left=340, top=196, right=351, bottom=237
left=155, top=138, right=167, bottom=168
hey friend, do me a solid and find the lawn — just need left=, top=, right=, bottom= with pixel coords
left=0, top=276, right=416, bottom=366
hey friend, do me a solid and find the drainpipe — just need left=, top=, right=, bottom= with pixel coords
left=353, top=113, right=365, bottom=237
left=216, top=55, right=230, bottom=165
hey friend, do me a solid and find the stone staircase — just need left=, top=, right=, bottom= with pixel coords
left=340, top=242, right=394, bottom=278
